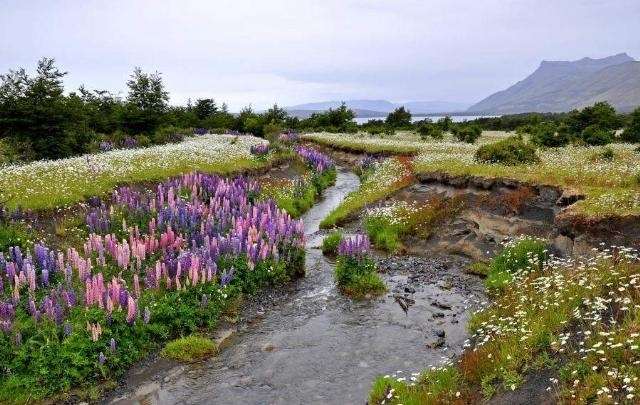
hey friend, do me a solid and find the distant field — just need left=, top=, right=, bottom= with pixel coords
left=304, top=131, right=640, bottom=217
left=0, top=134, right=269, bottom=210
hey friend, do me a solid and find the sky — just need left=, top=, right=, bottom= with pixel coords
left=1, top=0, right=639, bottom=111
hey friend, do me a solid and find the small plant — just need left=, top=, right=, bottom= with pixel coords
left=475, top=136, right=539, bottom=165
left=321, top=231, right=343, bottom=255
left=590, top=146, right=615, bottom=161
left=161, top=335, right=217, bottom=362
left=334, top=234, right=386, bottom=299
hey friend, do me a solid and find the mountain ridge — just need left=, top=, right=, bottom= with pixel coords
left=467, top=53, right=640, bottom=113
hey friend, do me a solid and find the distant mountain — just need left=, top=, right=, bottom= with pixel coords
left=286, top=99, right=470, bottom=117
left=468, top=53, right=640, bottom=113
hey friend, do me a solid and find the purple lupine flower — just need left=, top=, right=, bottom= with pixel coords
left=63, top=322, right=73, bottom=337
left=193, top=128, right=207, bottom=135
left=143, top=307, right=151, bottom=324
left=250, top=143, right=269, bottom=157
left=98, top=352, right=106, bottom=365
left=338, top=234, right=371, bottom=260
left=110, top=338, right=116, bottom=353
left=294, top=146, right=334, bottom=173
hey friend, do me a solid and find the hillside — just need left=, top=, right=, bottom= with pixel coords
left=468, top=53, right=640, bottom=113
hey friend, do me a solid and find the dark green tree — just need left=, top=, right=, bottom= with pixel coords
left=385, top=107, right=412, bottom=128
left=194, top=98, right=217, bottom=121
left=620, top=107, right=640, bottom=143
left=122, top=67, right=169, bottom=134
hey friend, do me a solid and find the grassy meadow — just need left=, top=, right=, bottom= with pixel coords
left=304, top=131, right=640, bottom=218
left=0, top=134, right=271, bottom=211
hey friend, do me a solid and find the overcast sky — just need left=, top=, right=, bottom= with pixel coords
left=1, top=0, right=639, bottom=110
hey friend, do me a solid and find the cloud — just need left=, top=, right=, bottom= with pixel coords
left=1, top=0, right=638, bottom=110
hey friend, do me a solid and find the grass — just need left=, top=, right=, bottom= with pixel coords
left=369, top=244, right=640, bottom=404
left=484, top=237, right=547, bottom=291
left=320, top=157, right=414, bottom=228
left=364, top=196, right=465, bottom=252
left=160, top=335, right=218, bottom=362
left=305, top=131, right=640, bottom=218
left=335, top=256, right=386, bottom=299
left=261, top=168, right=337, bottom=218
left=0, top=134, right=274, bottom=211
left=321, top=231, right=343, bottom=255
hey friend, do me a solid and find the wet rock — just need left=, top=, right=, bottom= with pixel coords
left=404, top=286, right=416, bottom=294
left=435, top=329, right=446, bottom=338
left=432, top=300, right=452, bottom=310
left=261, top=343, right=276, bottom=352
left=433, top=312, right=445, bottom=318
left=426, top=337, right=446, bottom=349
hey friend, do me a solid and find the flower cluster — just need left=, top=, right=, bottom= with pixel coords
left=0, top=172, right=304, bottom=336
left=250, top=143, right=270, bottom=157
left=193, top=128, right=208, bottom=135
left=337, top=234, right=371, bottom=259
left=278, top=131, right=300, bottom=144
left=295, top=145, right=334, bottom=174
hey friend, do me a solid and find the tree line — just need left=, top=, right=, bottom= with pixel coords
left=1, top=58, right=639, bottom=163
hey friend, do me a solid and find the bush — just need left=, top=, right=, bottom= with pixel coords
left=152, top=126, right=188, bottom=145
left=529, top=123, right=570, bottom=147
left=321, top=231, right=343, bottom=255
left=591, top=146, right=615, bottom=161
left=160, top=335, right=217, bottom=362
left=620, top=107, right=640, bottom=143
left=417, top=123, right=444, bottom=140
left=579, top=125, right=613, bottom=146
left=485, top=237, right=547, bottom=291
left=475, top=136, right=539, bottom=165
left=452, top=125, right=482, bottom=143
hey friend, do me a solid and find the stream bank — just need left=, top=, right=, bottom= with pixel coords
left=104, top=167, right=485, bottom=405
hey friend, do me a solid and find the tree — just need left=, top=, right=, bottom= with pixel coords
left=386, top=107, right=412, bottom=128
left=0, top=57, right=76, bottom=159
left=262, top=104, right=288, bottom=124
left=437, top=116, right=453, bottom=132
left=122, top=67, right=169, bottom=134
left=620, top=107, right=640, bottom=143
left=194, top=98, right=217, bottom=121
left=565, top=101, right=621, bottom=134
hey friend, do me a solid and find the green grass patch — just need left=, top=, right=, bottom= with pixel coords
left=321, top=231, right=343, bottom=255
left=335, top=255, right=386, bottom=299
left=320, top=157, right=414, bottom=228
left=160, top=335, right=217, bottom=362
left=484, top=237, right=547, bottom=291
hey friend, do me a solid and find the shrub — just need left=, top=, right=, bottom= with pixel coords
left=579, top=125, right=613, bottom=146
left=474, top=136, right=539, bottom=165
left=452, top=125, right=482, bottom=143
left=417, top=123, right=444, bottom=140
left=0, top=222, right=32, bottom=253
left=160, top=335, right=217, bottom=362
left=591, top=146, right=615, bottom=161
left=485, top=237, right=547, bottom=291
left=529, top=123, right=570, bottom=147
left=321, top=231, right=343, bottom=255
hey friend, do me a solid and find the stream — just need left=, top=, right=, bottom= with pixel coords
left=105, top=167, right=485, bottom=405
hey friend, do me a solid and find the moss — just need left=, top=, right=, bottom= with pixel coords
left=160, top=335, right=217, bottom=362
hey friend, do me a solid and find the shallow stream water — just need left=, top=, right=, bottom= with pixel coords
left=105, top=167, right=484, bottom=405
